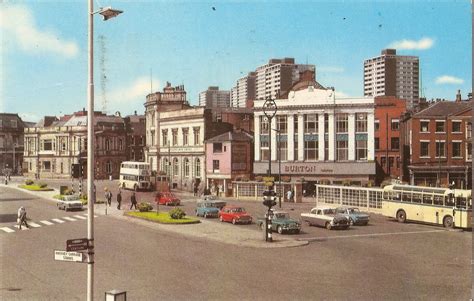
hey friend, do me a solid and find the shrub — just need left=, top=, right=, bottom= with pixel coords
left=137, top=202, right=153, bottom=212
left=255, top=176, right=263, bottom=182
left=169, top=207, right=186, bottom=219
left=38, top=182, right=48, bottom=188
left=63, top=188, right=74, bottom=195
left=25, top=179, right=34, bottom=185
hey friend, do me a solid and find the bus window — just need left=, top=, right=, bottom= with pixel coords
left=412, top=194, right=421, bottom=203
left=445, top=195, right=455, bottom=207
left=393, top=193, right=401, bottom=201
left=422, top=194, right=433, bottom=205
left=433, top=195, right=444, bottom=205
left=402, top=193, right=411, bottom=202
left=455, top=197, right=467, bottom=209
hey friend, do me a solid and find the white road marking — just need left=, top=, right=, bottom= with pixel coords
left=1, top=227, right=15, bottom=233
left=83, top=214, right=98, bottom=218
left=52, top=218, right=65, bottom=224
left=28, top=222, right=41, bottom=228
left=305, top=229, right=446, bottom=241
left=14, top=225, right=29, bottom=230
left=63, top=217, right=77, bottom=221
left=74, top=215, right=87, bottom=220
left=40, top=220, right=54, bottom=225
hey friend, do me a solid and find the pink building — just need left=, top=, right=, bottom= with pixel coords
left=205, top=129, right=253, bottom=196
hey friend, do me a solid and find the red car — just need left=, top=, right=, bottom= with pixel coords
left=219, top=206, right=252, bottom=225
left=155, top=192, right=180, bottom=206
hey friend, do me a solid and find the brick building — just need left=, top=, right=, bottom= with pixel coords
left=0, top=113, right=31, bottom=175
left=374, top=96, right=407, bottom=184
left=124, top=112, right=146, bottom=161
left=401, top=92, right=472, bottom=188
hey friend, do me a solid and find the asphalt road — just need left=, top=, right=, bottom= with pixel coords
left=0, top=182, right=471, bottom=300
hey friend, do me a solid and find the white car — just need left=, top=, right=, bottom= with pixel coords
left=301, top=207, right=350, bottom=230
left=57, top=195, right=83, bottom=211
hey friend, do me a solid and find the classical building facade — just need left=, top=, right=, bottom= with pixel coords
left=364, top=49, right=419, bottom=111
left=0, top=113, right=30, bottom=174
left=253, top=82, right=375, bottom=187
left=401, top=94, right=472, bottom=188
left=23, top=111, right=127, bottom=179
left=374, top=96, right=407, bottom=184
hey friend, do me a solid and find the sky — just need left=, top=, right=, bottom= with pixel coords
left=1, top=0, right=472, bottom=122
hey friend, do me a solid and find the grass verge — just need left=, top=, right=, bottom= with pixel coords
left=18, top=185, right=54, bottom=191
left=125, top=211, right=200, bottom=224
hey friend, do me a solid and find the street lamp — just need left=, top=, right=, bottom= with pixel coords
left=87, top=3, right=122, bottom=301
left=272, top=128, right=282, bottom=208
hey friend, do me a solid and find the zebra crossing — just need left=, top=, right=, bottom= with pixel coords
left=0, top=213, right=98, bottom=234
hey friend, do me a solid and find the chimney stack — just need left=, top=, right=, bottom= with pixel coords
left=456, top=90, right=462, bottom=102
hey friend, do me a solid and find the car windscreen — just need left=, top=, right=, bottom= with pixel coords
left=232, top=208, right=244, bottom=213
left=324, top=209, right=335, bottom=214
left=348, top=208, right=360, bottom=213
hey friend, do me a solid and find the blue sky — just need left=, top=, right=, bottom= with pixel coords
left=1, top=1, right=471, bottom=122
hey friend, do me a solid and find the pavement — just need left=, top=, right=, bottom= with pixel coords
left=1, top=178, right=308, bottom=249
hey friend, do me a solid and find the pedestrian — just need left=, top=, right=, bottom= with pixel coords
left=104, top=187, right=112, bottom=207
left=116, top=189, right=122, bottom=210
left=17, top=207, right=29, bottom=229
left=130, top=191, right=137, bottom=210
left=286, top=190, right=292, bottom=202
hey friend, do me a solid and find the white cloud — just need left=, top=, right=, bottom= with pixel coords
left=335, top=90, right=350, bottom=98
left=19, top=112, right=41, bottom=123
left=109, top=77, right=161, bottom=106
left=435, top=75, right=464, bottom=85
left=318, top=66, right=345, bottom=73
left=388, top=37, right=434, bottom=50
left=0, top=4, right=78, bottom=58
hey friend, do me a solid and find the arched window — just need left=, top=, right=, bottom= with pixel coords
left=106, top=160, right=112, bottom=174
left=195, top=158, right=201, bottom=178
left=173, top=158, right=179, bottom=176
left=184, top=158, right=190, bottom=177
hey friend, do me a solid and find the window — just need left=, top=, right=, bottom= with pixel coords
left=380, top=156, right=386, bottom=167
left=43, top=161, right=51, bottom=171
left=389, top=157, right=394, bottom=168
left=260, top=141, right=269, bottom=161
left=304, top=140, right=317, bottom=161
left=356, top=113, right=367, bottom=132
left=391, top=119, right=399, bottom=131
left=420, top=121, right=429, bottom=133
left=118, top=139, right=123, bottom=151
left=173, top=158, right=179, bottom=176
left=150, top=130, right=155, bottom=146
left=356, top=140, right=367, bottom=160
left=42, top=139, right=53, bottom=151
left=435, top=141, right=445, bottom=157
left=182, top=128, right=189, bottom=146
left=391, top=137, right=399, bottom=150
left=260, top=116, right=269, bottom=134
left=467, top=142, right=472, bottom=161
left=420, top=142, right=429, bottom=157
left=195, top=158, right=201, bottom=177
left=452, top=142, right=462, bottom=158
left=374, top=119, right=380, bottom=131
left=162, top=130, right=168, bottom=146
left=467, top=122, right=472, bottom=139
left=106, top=161, right=112, bottom=174
left=278, top=140, right=288, bottom=161
left=277, top=116, right=288, bottom=134
left=213, top=143, right=223, bottom=153
left=213, top=160, right=220, bottom=172
left=172, top=129, right=178, bottom=146
left=452, top=121, right=461, bottom=133
left=375, top=138, right=380, bottom=150
left=11, top=119, right=17, bottom=128
left=193, top=127, right=200, bottom=145
left=336, top=140, right=348, bottom=161
left=304, top=114, right=317, bottom=133
left=435, top=121, right=445, bottom=133
left=336, top=114, right=348, bottom=133
left=324, top=114, right=329, bottom=133
left=184, top=158, right=190, bottom=177
left=105, top=139, right=111, bottom=151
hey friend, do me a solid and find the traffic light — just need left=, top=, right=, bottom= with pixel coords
left=72, top=164, right=81, bottom=178
left=262, top=190, right=277, bottom=208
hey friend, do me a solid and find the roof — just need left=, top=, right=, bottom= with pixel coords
left=206, top=130, right=253, bottom=143
left=413, top=100, right=472, bottom=118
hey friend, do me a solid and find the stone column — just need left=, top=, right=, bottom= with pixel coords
left=367, top=112, right=375, bottom=160
left=297, top=115, right=304, bottom=161
left=348, top=113, right=356, bottom=161
left=254, top=115, right=261, bottom=161
left=328, top=113, right=335, bottom=161
left=288, top=114, right=294, bottom=161
left=318, top=114, right=325, bottom=160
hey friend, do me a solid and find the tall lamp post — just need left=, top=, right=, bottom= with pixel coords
left=272, top=128, right=282, bottom=208
left=87, top=4, right=122, bottom=301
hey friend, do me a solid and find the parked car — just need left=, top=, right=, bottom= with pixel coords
left=335, top=207, right=370, bottom=226
left=155, top=192, right=180, bottom=206
left=301, top=207, right=350, bottom=230
left=57, top=195, right=83, bottom=211
left=256, top=210, right=301, bottom=234
left=202, top=195, right=227, bottom=209
left=195, top=201, right=220, bottom=218
left=219, top=206, right=252, bottom=224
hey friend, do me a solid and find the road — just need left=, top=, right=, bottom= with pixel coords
left=0, top=181, right=471, bottom=300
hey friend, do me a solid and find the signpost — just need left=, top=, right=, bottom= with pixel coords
left=67, top=238, right=89, bottom=252
left=54, top=250, right=84, bottom=262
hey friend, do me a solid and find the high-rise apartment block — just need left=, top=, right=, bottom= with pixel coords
left=230, top=58, right=315, bottom=107
left=199, top=86, right=231, bottom=108
left=364, top=49, right=419, bottom=111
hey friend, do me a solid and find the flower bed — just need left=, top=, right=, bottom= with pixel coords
left=125, top=211, right=200, bottom=224
left=18, top=184, right=54, bottom=191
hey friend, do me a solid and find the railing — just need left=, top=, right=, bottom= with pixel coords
left=315, top=184, right=384, bottom=212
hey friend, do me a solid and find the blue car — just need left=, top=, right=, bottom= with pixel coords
left=335, top=207, right=370, bottom=226
left=195, top=201, right=221, bottom=218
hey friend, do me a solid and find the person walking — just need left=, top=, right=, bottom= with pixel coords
left=17, top=207, right=29, bottom=229
left=116, top=189, right=122, bottom=210
left=130, top=191, right=137, bottom=210
left=286, top=189, right=292, bottom=202
left=104, top=188, right=112, bottom=207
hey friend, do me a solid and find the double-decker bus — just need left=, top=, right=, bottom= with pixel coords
left=119, top=161, right=151, bottom=191
left=382, top=184, right=472, bottom=229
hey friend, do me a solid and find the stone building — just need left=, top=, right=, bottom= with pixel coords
left=0, top=113, right=30, bottom=175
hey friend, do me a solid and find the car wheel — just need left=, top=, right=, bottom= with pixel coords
left=219, top=215, right=224, bottom=222
left=260, top=223, right=265, bottom=230
left=349, top=218, right=354, bottom=226
left=325, top=222, right=332, bottom=230
left=232, top=218, right=237, bottom=225
left=396, top=210, right=407, bottom=223
left=277, top=226, right=283, bottom=234
left=204, top=212, right=208, bottom=218
left=305, top=220, right=312, bottom=227
left=443, top=216, right=454, bottom=228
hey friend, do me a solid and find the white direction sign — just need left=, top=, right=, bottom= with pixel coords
left=54, top=250, right=83, bottom=262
